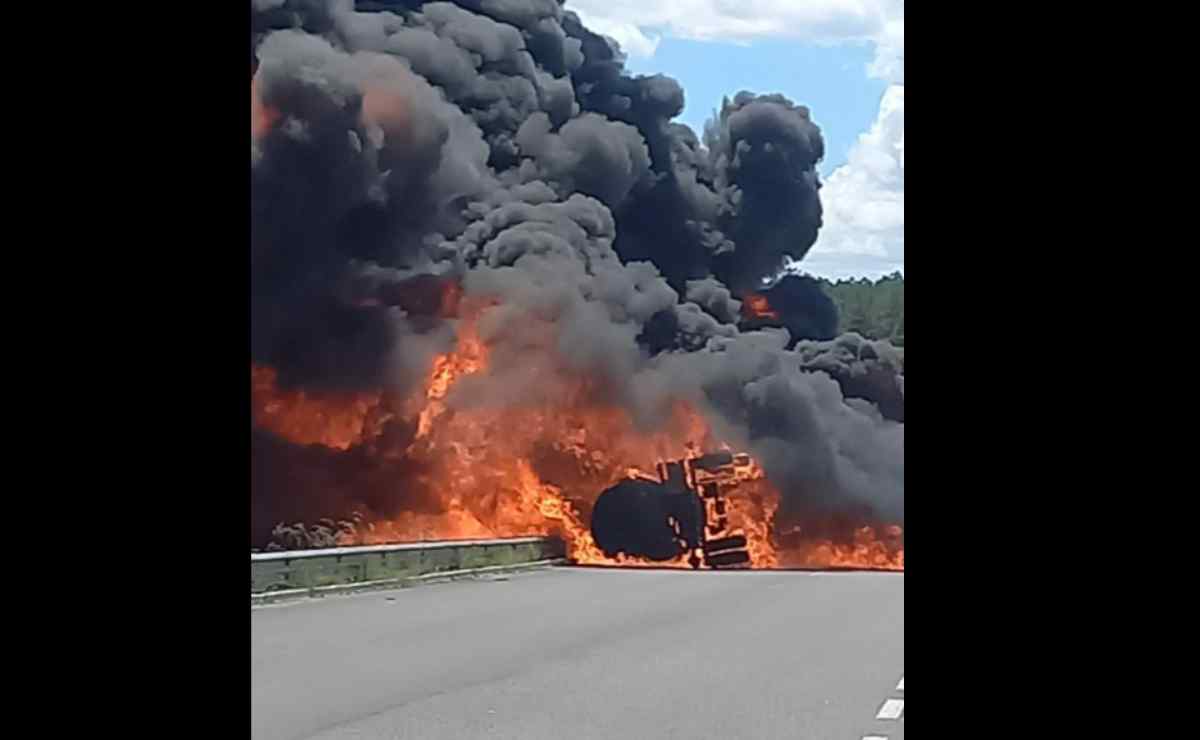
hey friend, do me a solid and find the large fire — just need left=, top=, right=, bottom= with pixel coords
left=252, top=297, right=903, bottom=570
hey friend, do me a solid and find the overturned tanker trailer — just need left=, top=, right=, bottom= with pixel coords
left=589, top=452, right=755, bottom=569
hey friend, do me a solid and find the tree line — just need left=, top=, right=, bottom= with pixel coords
left=814, top=272, right=904, bottom=346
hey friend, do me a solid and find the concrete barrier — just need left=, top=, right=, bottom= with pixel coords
left=251, top=536, right=566, bottom=599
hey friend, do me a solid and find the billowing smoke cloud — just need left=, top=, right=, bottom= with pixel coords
left=795, top=333, right=905, bottom=423
left=705, top=93, right=826, bottom=292
left=250, top=0, right=902, bottom=545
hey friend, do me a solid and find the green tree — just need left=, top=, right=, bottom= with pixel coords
left=814, top=272, right=904, bottom=345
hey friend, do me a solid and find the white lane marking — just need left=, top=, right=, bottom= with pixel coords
left=863, top=736, right=888, bottom=740
left=896, top=677, right=904, bottom=691
left=876, top=698, right=905, bottom=720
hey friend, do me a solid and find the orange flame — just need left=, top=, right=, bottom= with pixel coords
left=252, top=303, right=902, bottom=570
left=741, top=293, right=780, bottom=321
left=251, top=365, right=385, bottom=450
left=777, top=524, right=904, bottom=570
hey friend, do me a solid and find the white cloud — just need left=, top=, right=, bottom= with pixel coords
left=579, top=17, right=662, bottom=58
left=808, top=1, right=903, bottom=279
left=803, top=84, right=904, bottom=279
left=867, top=16, right=904, bottom=84
left=566, top=0, right=902, bottom=60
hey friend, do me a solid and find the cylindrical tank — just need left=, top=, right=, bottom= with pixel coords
left=590, top=479, right=690, bottom=561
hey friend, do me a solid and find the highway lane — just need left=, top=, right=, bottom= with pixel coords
left=252, top=567, right=904, bottom=739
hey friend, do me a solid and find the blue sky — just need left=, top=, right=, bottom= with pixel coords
left=624, top=38, right=888, bottom=176
left=567, top=0, right=905, bottom=280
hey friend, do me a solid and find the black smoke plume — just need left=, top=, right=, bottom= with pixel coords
left=738, top=273, right=839, bottom=345
left=795, top=334, right=905, bottom=423
left=250, top=0, right=903, bottom=547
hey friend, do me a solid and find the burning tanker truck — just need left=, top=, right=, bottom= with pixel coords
left=590, top=452, right=756, bottom=569
left=249, top=0, right=905, bottom=568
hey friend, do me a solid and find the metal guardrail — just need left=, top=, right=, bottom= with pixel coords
left=251, top=536, right=553, bottom=562
left=251, top=536, right=565, bottom=596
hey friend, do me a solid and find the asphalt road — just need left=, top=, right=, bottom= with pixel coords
left=252, top=568, right=904, bottom=740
